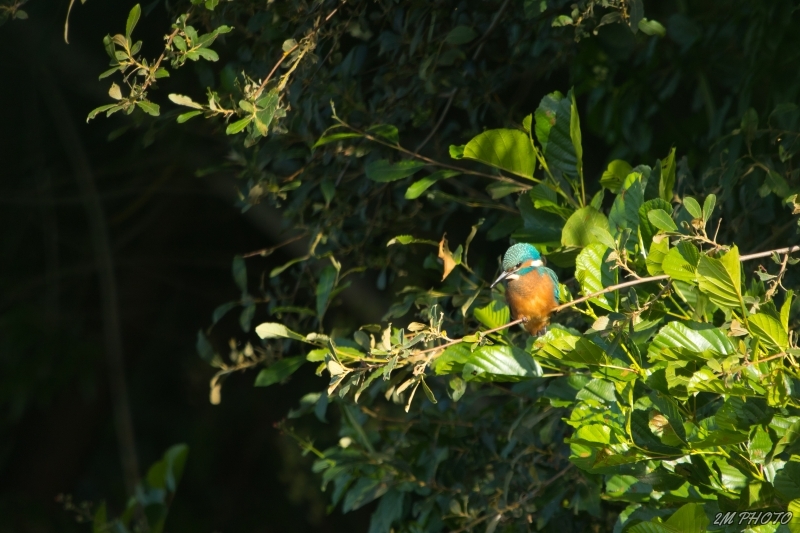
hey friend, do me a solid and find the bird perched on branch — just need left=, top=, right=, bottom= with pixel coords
left=491, top=243, right=560, bottom=335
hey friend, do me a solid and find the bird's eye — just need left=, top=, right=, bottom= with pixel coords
left=516, top=262, right=522, bottom=268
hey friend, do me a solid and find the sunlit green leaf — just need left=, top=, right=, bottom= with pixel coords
left=462, top=129, right=536, bottom=179
left=575, top=243, right=617, bottom=311
left=748, top=313, right=789, bottom=354
left=473, top=299, right=510, bottom=329
left=433, top=343, right=542, bottom=381
left=697, top=246, right=742, bottom=310
left=562, top=206, right=610, bottom=248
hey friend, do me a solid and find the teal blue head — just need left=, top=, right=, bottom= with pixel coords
left=491, top=243, right=545, bottom=288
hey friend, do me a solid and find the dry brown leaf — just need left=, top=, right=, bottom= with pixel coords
left=438, top=233, right=457, bottom=281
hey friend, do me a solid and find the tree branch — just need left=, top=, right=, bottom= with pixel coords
left=412, top=244, right=800, bottom=359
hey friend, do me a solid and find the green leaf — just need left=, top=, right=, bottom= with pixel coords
left=659, top=147, right=676, bottom=202
left=473, top=299, right=510, bottom=329
left=168, top=93, right=203, bottom=109
left=386, top=235, right=438, bottom=246
left=255, top=356, right=305, bottom=387
left=146, top=443, right=189, bottom=493
left=608, top=174, right=644, bottom=239
left=445, top=25, right=478, bottom=45
left=449, top=144, right=465, bottom=159
left=774, top=460, right=800, bottom=501
left=404, top=170, right=460, bottom=199
left=486, top=181, right=528, bottom=199
left=749, top=425, right=773, bottom=464
left=366, top=124, right=399, bottom=144
left=196, top=330, right=215, bottom=362
left=662, top=242, right=700, bottom=283
left=535, top=91, right=578, bottom=177
left=136, top=100, right=160, bottom=116
left=600, top=160, right=633, bottom=193
left=462, top=129, right=536, bottom=179
left=702, top=194, right=716, bottom=223
left=575, top=243, right=617, bottom=311
left=663, top=503, right=708, bottom=533
left=226, top=116, right=252, bottom=135
left=682, top=197, right=702, bottom=219
left=697, top=246, right=742, bottom=310
left=648, top=321, right=735, bottom=362
left=638, top=199, right=672, bottom=251
left=312, top=132, right=362, bottom=149
left=343, top=478, right=387, bottom=513
left=637, top=18, right=666, bottom=37
left=647, top=209, right=678, bottom=232
left=177, top=110, right=202, bottom=123
left=86, top=104, right=120, bottom=122
left=92, top=503, right=107, bottom=533
left=239, top=302, right=255, bottom=332
left=561, top=206, right=610, bottom=248
left=781, top=290, right=794, bottom=332
left=515, top=191, right=565, bottom=245
left=433, top=343, right=542, bottom=381
left=126, top=4, right=141, bottom=38
left=646, top=238, right=669, bottom=276
left=368, top=489, right=404, bottom=533
left=365, top=159, right=426, bottom=182
left=232, top=255, right=247, bottom=293
left=569, top=90, right=583, bottom=179
left=748, top=313, right=789, bottom=354
left=316, top=264, right=339, bottom=320
left=255, top=322, right=306, bottom=341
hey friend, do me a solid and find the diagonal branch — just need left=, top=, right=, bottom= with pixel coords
left=411, top=244, right=800, bottom=359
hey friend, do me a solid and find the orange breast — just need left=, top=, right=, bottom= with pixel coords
left=505, top=269, right=558, bottom=334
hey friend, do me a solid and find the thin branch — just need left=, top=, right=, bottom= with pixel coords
left=410, top=244, right=800, bottom=360
left=242, top=232, right=308, bottom=258
left=415, top=89, right=457, bottom=154
left=470, top=0, right=513, bottom=60
left=256, top=43, right=300, bottom=97
left=341, top=122, right=533, bottom=189
left=740, top=245, right=800, bottom=261
left=255, top=4, right=341, bottom=98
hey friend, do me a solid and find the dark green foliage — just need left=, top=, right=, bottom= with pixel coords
left=23, top=0, right=800, bottom=530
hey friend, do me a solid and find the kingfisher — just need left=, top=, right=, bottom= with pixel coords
left=491, top=243, right=560, bottom=335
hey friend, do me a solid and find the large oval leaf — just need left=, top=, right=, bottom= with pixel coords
left=697, top=246, right=742, bottom=310
left=561, top=206, right=610, bottom=248
left=748, top=313, right=789, bottom=354
left=647, top=321, right=735, bottom=362
left=462, top=129, right=535, bottom=179
left=575, top=243, right=618, bottom=311
left=433, top=343, right=542, bottom=381
left=534, top=91, right=578, bottom=177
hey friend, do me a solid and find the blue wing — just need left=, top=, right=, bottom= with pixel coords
left=541, top=267, right=560, bottom=302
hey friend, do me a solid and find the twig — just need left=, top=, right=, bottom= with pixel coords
left=255, top=4, right=341, bottom=98
left=342, top=122, right=533, bottom=189
left=256, top=43, right=300, bottom=98
left=242, top=232, right=308, bottom=258
left=448, top=464, right=574, bottom=533
left=470, top=0, right=513, bottom=61
left=740, top=245, right=800, bottom=261
left=411, top=244, right=800, bottom=360
left=741, top=352, right=787, bottom=367
left=415, top=89, right=457, bottom=154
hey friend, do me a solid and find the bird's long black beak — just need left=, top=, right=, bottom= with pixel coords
left=491, top=270, right=511, bottom=289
